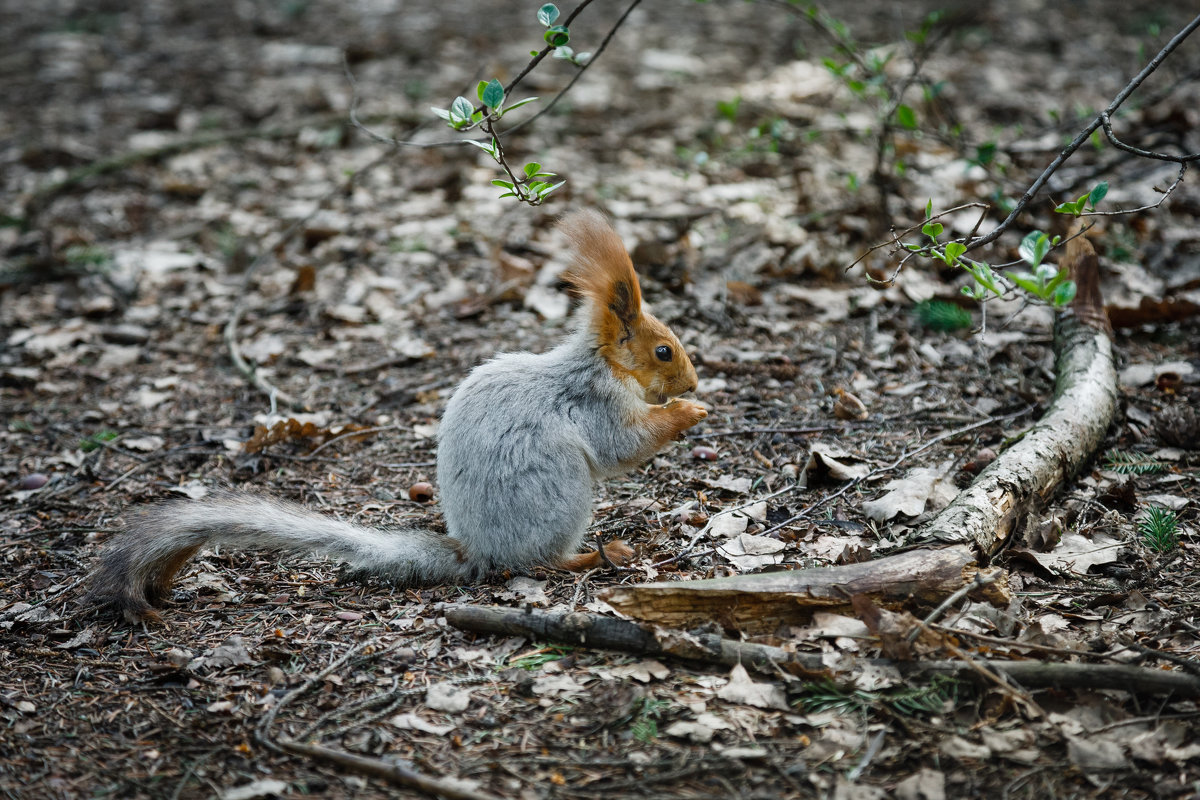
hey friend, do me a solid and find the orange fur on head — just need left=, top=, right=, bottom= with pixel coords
left=559, top=210, right=698, bottom=404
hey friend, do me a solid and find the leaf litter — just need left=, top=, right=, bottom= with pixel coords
left=1, top=1, right=1199, bottom=798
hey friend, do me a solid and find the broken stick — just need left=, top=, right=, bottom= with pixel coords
left=446, top=605, right=1200, bottom=698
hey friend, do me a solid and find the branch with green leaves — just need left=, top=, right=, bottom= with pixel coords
left=858, top=11, right=1200, bottom=314
left=433, top=77, right=564, bottom=205
left=427, top=1, right=612, bottom=205
left=348, top=0, right=640, bottom=205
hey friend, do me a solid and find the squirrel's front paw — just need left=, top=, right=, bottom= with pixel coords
left=668, top=399, right=707, bottom=432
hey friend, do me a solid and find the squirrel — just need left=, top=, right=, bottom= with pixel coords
left=88, top=210, right=707, bottom=621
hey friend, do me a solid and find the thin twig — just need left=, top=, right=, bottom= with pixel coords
left=910, top=569, right=1001, bottom=642
left=940, top=638, right=1047, bottom=719
left=506, top=0, right=645, bottom=134
left=757, top=404, right=1036, bottom=538
left=688, top=424, right=850, bottom=439
left=653, top=481, right=800, bottom=568
left=275, top=740, right=505, bottom=800
left=965, top=12, right=1200, bottom=253
left=293, top=425, right=399, bottom=461
left=907, top=568, right=1003, bottom=638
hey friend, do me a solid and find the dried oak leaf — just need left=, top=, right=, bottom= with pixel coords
left=242, top=418, right=370, bottom=454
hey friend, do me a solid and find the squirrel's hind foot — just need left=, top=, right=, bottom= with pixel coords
left=558, top=540, right=635, bottom=571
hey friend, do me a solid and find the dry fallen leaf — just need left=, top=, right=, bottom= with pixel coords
left=1019, top=531, right=1125, bottom=576
left=425, top=681, right=471, bottom=712
left=861, top=463, right=956, bottom=524
left=1066, top=734, right=1130, bottom=772
left=717, top=533, right=786, bottom=570
left=800, top=443, right=872, bottom=487
left=663, top=712, right=733, bottom=743
left=716, top=664, right=788, bottom=710
left=389, top=712, right=455, bottom=735
left=894, top=767, right=946, bottom=800
left=220, top=779, right=290, bottom=800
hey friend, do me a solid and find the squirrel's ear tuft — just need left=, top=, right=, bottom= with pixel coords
left=559, top=210, right=642, bottom=335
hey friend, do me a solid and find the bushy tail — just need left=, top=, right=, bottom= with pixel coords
left=88, top=491, right=474, bottom=622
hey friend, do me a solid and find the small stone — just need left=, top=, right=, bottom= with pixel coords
left=691, top=445, right=719, bottom=461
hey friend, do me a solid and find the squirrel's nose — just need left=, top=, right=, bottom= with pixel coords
left=688, top=379, right=698, bottom=393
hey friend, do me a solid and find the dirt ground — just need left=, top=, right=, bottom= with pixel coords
left=2, top=1, right=1200, bottom=798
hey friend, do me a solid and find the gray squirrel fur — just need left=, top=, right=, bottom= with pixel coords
left=88, top=210, right=707, bottom=621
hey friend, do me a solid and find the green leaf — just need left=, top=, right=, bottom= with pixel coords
left=1052, top=280, right=1077, bottom=306
left=539, top=180, right=566, bottom=198
left=1104, top=448, right=1166, bottom=475
left=523, top=162, right=542, bottom=178
left=967, top=261, right=1000, bottom=294
left=925, top=198, right=933, bottom=219
left=491, top=179, right=514, bottom=190
left=1019, top=231, right=1049, bottom=267
left=464, top=139, right=497, bottom=156
left=1054, top=199, right=1085, bottom=216
left=943, top=241, right=966, bottom=262
left=80, top=429, right=119, bottom=453
left=476, top=80, right=489, bottom=101
left=537, top=3, right=559, bottom=26
left=973, top=141, right=997, bottom=166
left=1035, top=263, right=1058, bottom=285
left=922, top=221, right=943, bottom=239
left=430, top=106, right=451, bottom=122
left=1042, top=266, right=1069, bottom=294
left=1088, top=181, right=1108, bottom=207
left=544, top=25, right=569, bottom=46
left=1005, top=270, right=1042, bottom=297
left=895, top=104, right=917, bottom=129
left=481, top=79, right=505, bottom=110
left=449, top=96, right=473, bottom=126
left=504, top=96, right=540, bottom=113
left=553, top=45, right=575, bottom=60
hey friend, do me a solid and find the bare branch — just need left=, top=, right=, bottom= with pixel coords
left=506, top=0, right=645, bottom=134
left=966, top=12, right=1200, bottom=253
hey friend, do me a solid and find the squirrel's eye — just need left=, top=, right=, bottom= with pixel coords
left=654, top=345, right=673, bottom=362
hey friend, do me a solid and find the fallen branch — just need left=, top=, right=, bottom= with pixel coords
left=445, top=606, right=1200, bottom=698
left=916, top=234, right=1117, bottom=553
left=599, top=544, right=1008, bottom=635
left=275, top=740, right=504, bottom=800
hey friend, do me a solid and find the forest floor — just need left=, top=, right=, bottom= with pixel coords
left=2, top=1, right=1200, bottom=798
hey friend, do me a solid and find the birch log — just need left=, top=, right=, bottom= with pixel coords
left=917, top=235, right=1117, bottom=553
